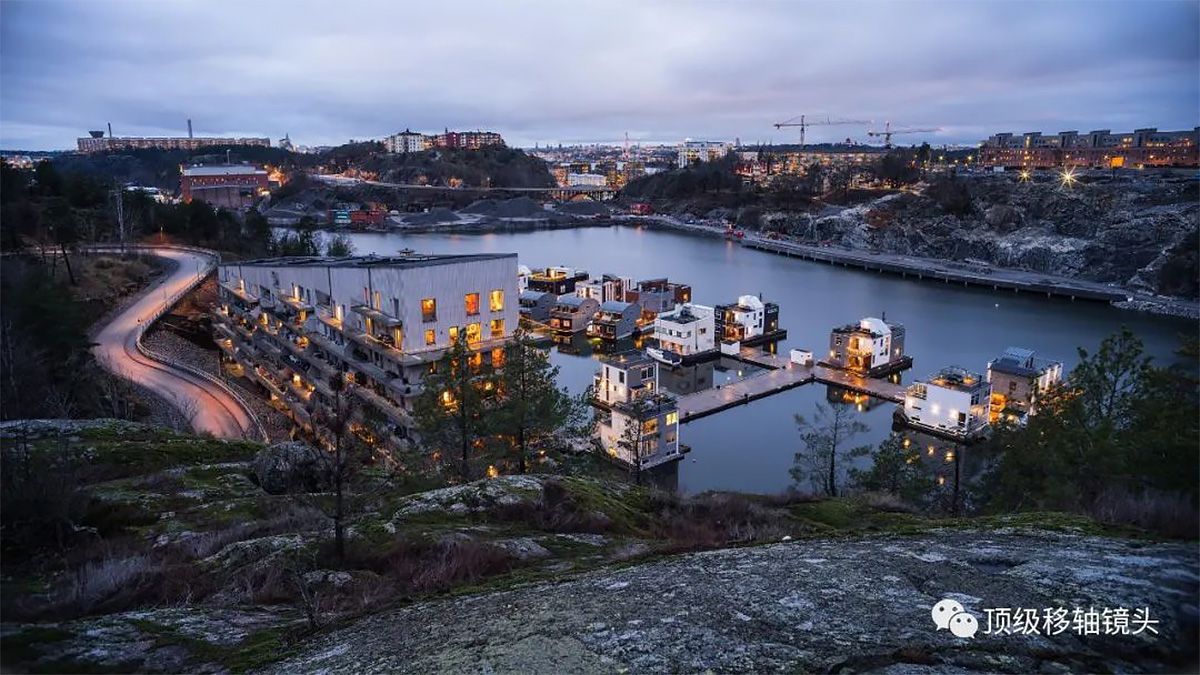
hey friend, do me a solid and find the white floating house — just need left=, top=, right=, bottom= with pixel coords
left=653, top=303, right=715, bottom=357
left=593, top=352, right=682, bottom=470
left=900, top=366, right=991, bottom=438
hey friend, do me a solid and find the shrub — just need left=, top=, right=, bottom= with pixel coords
left=1088, top=487, right=1198, bottom=539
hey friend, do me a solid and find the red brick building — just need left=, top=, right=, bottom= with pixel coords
left=180, top=165, right=269, bottom=209
left=428, top=129, right=505, bottom=150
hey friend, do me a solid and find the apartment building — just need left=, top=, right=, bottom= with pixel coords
left=900, top=367, right=991, bottom=438
left=986, top=347, right=1063, bottom=423
left=980, top=127, right=1199, bottom=169
left=77, top=134, right=270, bottom=153
left=385, top=129, right=428, bottom=153
left=428, top=130, right=505, bottom=150
left=212, top=253, right=519, bottom=447
left=593, top=352, right=682, bottom=470
left=677, top=140, right=733, bottom=168
left=825, top=317, right=907, bottom=376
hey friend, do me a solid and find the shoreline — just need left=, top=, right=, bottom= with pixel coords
left=294, top=217, right=1199, bottom=321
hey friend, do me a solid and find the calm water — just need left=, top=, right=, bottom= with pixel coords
left=335, top=226, right=1193, bottom=495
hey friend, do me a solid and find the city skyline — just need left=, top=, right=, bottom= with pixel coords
left=1, top=0, right=1197, bottom=151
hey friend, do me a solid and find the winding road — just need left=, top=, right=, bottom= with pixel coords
left=90, top=245, right=261, bottom=440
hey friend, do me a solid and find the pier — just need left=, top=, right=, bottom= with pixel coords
left=676, top=347, right=907, bottom=423
left=742, top=239, right=1129, bottom=303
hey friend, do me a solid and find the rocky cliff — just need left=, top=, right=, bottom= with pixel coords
left=757, top=173, right=1199, bottom=298
left=268, top=528, right=1198, bottom=673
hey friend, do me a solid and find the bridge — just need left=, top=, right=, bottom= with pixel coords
left=312, top=174, right=617, bottom=201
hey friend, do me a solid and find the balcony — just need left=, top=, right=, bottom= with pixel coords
left=350, top=384, right=412, bottom=426
left=219, top=280, right=258, bottom=305
left=351, top=304, right=402, bottom=328
left=316, top=308, right=344, bottom=332
left=275, top=288, right=314, bottom=312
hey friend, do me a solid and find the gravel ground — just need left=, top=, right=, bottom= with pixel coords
left=143, top=329, right=295, bottom=443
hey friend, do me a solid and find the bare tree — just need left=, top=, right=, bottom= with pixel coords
left=791, top=402, right=870, bottom=497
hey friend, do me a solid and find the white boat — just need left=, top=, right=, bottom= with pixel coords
left=646, top=347, right=682, bottom=367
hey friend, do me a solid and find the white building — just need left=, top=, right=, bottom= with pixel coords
left=593, top=352, right=681, bottom=470
left=213, top=252, right=519, bottom=446
left=900, top=367, right=991, bottom=438
left=386, top=129, right=428, bottom=154
left=826, top=316, right=907, bottom=375
left=653, top=303, right=715, bottom=356
left=576, top=274, right=631, bottom=304
left=567, top=173, right=607, bottom=187
left=677, top=140, right=733, bottom=168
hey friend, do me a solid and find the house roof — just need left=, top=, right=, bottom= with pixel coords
left=599, top=300, right=634, bottom=312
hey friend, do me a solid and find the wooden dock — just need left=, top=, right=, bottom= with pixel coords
left=677, top=347, right=907, bottom=423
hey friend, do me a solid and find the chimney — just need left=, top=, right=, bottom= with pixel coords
left=107, top=122, right=112, bottom=138
left=187, top=119, right=193, bottom=139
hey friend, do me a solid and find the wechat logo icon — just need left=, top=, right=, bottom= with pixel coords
left=932, top=598, right=979, bottom=638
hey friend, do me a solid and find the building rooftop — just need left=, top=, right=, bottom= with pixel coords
left=989, top=347, right=1062, bottom=377
left=554, top=295, right=592, bottom=309
left=223, top=252, right=517, bottom=270
left=599, top=351, right=655, bottom=369
left=599, top=300, right=634, bottom=313
left=182, top=165, right=268, bottom=177
left=925, top=366, right=987, bottom=392
left=660, top=304, right=709, bottom=325
left=519, top=290, right=552, bottom=301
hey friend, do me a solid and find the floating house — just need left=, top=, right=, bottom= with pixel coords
left=589, top=300, right=640, bottom=341
left=625, top=277, right=692, bottom=322
left=825, top=316, right=909, bottom=376
left=986, top=347, right=1063, bottom=423
left=576, top=274, right=631, bottom=304
left=528, top=266, right=589, bottom=295
left=653, top=303, right=715, bottom=358
left=549, top=295, right=599, bottom=335
left=900, top=366, right=991, bottom=438
left=714, top=294, right=781, bottom=352
left=593, top=352, right=682, bottom=471
left=518, top=289, right=555, bottom=323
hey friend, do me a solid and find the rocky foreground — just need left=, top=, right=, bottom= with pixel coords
left=267, top=529, right=1198, bottom=674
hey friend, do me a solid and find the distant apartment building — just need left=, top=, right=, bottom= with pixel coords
left=428, top=129, right=505, bottom=150
left=986, top=347, right=1063, bottom=423
left=824, top=317, right=908, bottom=376
left=677, top=140, right=733, bottom=168
left=212, top=253, right=519, bottom=447
left=900, top=367, right=991, bottom=438
left=385, top=129, right=428, bottom=153
left=77, top=132, right=270, bottom=154
left=654, top=303, right=715, bottom=356
left=180, top=164, right=269, bottom=209
left=979, top=127, right=1200, bottom=169
left=567, top=172, right=607, bottom=187
left=593, top=352, right=682, bottom=470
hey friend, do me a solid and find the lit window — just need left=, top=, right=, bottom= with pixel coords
left=466, top=323, right=481, bottom=344
left=424, top=329, right=436, bottom=346
left=465, top=293, right=480, bottom=316
left=449, top=326, right=459, bottom=343
left=666, top=411, right=678, bottom=426
left=421, top=298, right=437, bottom=322
left=490, top=318, right=505, bottom=338
left=491, top=347, right=505, bottom=368
left=489, top=289, right=504, bottom=312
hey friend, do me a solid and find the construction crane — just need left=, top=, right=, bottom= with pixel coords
left=773, top=115, right=869, bottom=153
left=867, top=121, right=941, bottom=148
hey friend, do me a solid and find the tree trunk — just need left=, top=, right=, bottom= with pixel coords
left=951, top=444, right=962, bottom=517
left=60, top=244, right=76, bottom=286
left=334, top=436, right=346, bottom=561
left=517, top=426, right=526, bottom=474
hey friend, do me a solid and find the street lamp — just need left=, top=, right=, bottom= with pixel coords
left=1059, top=167, right=1078, bottom=188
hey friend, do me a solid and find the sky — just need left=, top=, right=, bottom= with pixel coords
left=1, top=0, right=1197, bottom=151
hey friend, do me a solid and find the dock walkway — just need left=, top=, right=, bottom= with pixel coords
left=677, top=347, right=907, bottom=422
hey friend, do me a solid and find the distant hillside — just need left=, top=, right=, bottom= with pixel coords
left=356, top=147, right=555, bottom=189
left=45, top=146, right=308, bottom=191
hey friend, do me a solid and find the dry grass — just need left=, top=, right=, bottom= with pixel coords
left=1088, top=487, right=1198, bottom=539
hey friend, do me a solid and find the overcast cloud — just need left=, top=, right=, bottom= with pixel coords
left=1, top=0, right=1197, bottom=150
